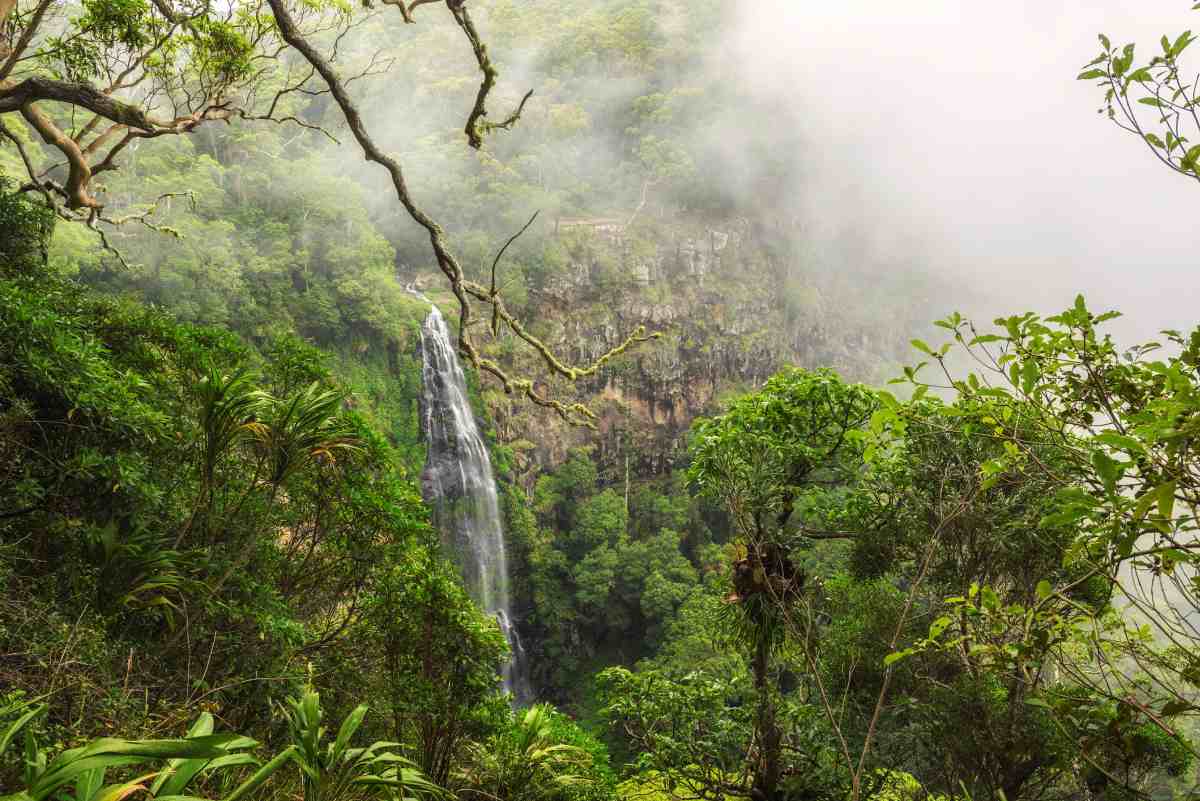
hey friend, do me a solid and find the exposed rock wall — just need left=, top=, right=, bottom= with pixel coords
left=411, top=214, right=912, bottom=486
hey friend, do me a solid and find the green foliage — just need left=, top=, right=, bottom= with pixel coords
left=0, top=710, right=269, bottom=801
left=0, top=240, right=435, bottom=752
left=1079, top=10, right=1200, bottom=182
left=895, top=299, right=1200, bottom=718
left=0, top=179, right=54, bottom=276
left=517, top=452, right=709, bottom=700
left=597, top=667, right=749, bottom=798
left=689, top=368, right=877, bottom=546
left=456, top=705, right=605, bottom=801
left=279, top=688, right=445, bottom=801
left=360, top=543, right=509, bottom=786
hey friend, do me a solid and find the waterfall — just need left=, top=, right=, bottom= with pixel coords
left=416, top=303, right=530, bottom=702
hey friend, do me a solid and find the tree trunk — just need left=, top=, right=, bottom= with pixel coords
left=751, top=631, right=782, bottom=801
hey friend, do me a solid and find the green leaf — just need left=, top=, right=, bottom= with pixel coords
left=330, top=705, right=368, bottom=765
left=1078, top=68, right=1107, bottom=80
left=0, top=704, right=45, bottom=758
left=1020, top=359, right=1039, bottom=394
left=1091, top=450, right=1121, bottom=495
left=1157, top=480, right=1177, bottom=520
left=1036, top=580, right=1052, bottom=600
left=76, top=768, right=105, bottom=801
left=1134, top=491, right=1157, bottom=522
left=1183, top=145, right=1200, bottom=171
left=1093, top=432, right=1145, bottom=453
left=1172, top=30, right=1194, bottom=57
left=222, top=746, right=295, bottom=801
left=30, top=756, right=145, bottom=800
left=1160, top=700, right=1192, bottom=717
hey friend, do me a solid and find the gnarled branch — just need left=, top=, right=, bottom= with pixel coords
left=448, top=1, right=533, bottom=149
left=263, top=0, right=656, bottom=425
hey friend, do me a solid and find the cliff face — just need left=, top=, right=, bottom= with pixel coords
left=428, top=213, right=911, bottom=486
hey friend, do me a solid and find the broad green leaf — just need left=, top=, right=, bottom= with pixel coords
left=1091, top=450, right=1121, bottom=495
left=330, top=704, right=368, bottom=765
left=76, top=767, right=105, bottom=801
left=1157, top=480, right=1177, bottom=520
left=1093, top=431, right=1145, bottom=453
left=1134, top=490, right=1157, bottom=522
left=1172, top=30, right=1194, bottom=57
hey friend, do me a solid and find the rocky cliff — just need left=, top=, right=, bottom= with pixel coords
left=409, top=213, right=921, bottom=485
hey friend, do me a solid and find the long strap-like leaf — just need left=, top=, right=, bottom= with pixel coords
left=0, top=704, right=45, bottom=759
left=223, top=745, right=296, bottom=801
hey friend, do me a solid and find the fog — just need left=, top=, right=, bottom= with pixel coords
left=314, top=0, right=1199, bottom=348
left=728, top=0, right=1198, bottom=339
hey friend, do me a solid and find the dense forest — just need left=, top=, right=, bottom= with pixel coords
left=2, top=1, right=1200, bottom=801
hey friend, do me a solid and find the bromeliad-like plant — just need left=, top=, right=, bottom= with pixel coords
left=86, top=521, right=190, bottom=622
left=188, top=366, right=263, bottom=543
left=281, top=689, right=447, bottom=801
left=203, top=380, right=362, bottom=598
left=250, top=383, right=361, bottom=492
left=0, top=709, right=277, bottom=801
left=456, top=704, right=593, bottom=801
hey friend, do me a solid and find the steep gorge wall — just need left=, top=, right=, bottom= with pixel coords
left=412, top=214, right=912, bottom=485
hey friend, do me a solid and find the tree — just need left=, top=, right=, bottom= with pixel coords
left=0, top=0, right=311, bottom=220
left=896, top=300, right=1200, bottom=790
left=597, top=667, right=752, bottom=801
left=1, top=0, right=652, bottom=422
left=688, top=368, right=877, bottom=801
left=260, top=0, right=657, bottom=426
left=831, top=399, right=1145, bottom=801
left=0, top=204, right=432, bottom=734
left=362, top=540, right=509, bottom=787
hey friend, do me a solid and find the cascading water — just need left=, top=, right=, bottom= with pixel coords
left=415, top=301, right=530, bottom=702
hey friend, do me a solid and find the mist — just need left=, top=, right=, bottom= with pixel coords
left=727, top=0, right=1198, bottom=340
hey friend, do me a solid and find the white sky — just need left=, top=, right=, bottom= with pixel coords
left=731, top=1, right=1199, bottom=338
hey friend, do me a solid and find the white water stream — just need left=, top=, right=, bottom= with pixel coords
left=416, top=301, right=530, bottom=701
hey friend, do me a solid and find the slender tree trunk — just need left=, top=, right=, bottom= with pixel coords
left=751, top=631, right=781, bottom=801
